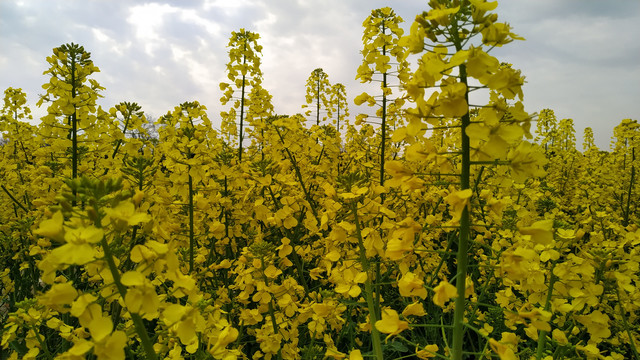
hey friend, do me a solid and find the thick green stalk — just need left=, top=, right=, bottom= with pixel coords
left=623, top=147, right=635, bottom=226
left=222, top=175, right=235, bottom=259
left=260, top=257, right=283, bottom=360
left=616, top=286, right=640, bottom=359
left=71, top=55, right=78, bottom=182
left=265, top=184, right=311, bottom=300
left=451, top=31, right=472, bottom=360
left=351, top=201, right=384, bottom=360
left=380, top=23, right=387, bottom=189
left=70, top=53, right=78, bottom=208
left=238, top=42, right=247, bottom=163
left=316, top=77, right=321, bottom=126
left=1, top=185, right=28, bottom=213
left=336, top=98, right=341, bottom=131
left=32, top=324, right=53, bottom=360
left=188, top=171, right=195, bottom=273
left=273, top=126, right=319, bottom=221
left=536, top=264, right=557, bottom=359
left=112, top=111, right=131, bottom=159
left=101, top=235, right=158, bottom=360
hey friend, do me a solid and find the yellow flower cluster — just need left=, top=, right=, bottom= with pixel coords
left=0, top=1, right=638, bottom=360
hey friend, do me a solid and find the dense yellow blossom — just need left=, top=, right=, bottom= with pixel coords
left=1, top=2, right=638, bottom=360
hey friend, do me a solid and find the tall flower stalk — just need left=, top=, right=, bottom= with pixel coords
left=220, top=29, right=264, bottom=163
left=355, top=7, right=409, bottom=188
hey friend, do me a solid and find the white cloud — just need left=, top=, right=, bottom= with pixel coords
left=202, top=0, right=254, bottom=14
left=92, top=28, right=129, bottom=57
left=127, top=3, right=179, bottom=56
left=1, top=0, right=638, bottom=148
left=179, top=8, right=223, bottom=37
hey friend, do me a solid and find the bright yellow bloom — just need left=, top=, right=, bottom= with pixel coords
left=552, top=329, right=569, bottom=345
left=435, top=80, right=468, bottom=118
left=121, top=271, right=160, bottom=319
left=470, top=0, right=498, bottom=11
left=334, top=266, right=367, bottom=298
left=348, top=349, right=363, bottom=360
left=489, top=338, right=517, bottom=360
left=375, top=308, right=409, bottom=337
left=416, top=344, right=439, bottom=358
left=444, top=189, right=473, bottom=224
left=402, top=302, right=427, bottom=317
left=88, top=316, right=113, bottom=343
left=519, top=219, right=554, bottom=245
left=209, top=326, right=239, bottom=355
left=33, top=210, right=65, bottom=242
left=433, top=279, right=457, bottom=307
left=325, top=347, right=346, bottom=359
left=424, top=6, right=460, bottom=26
left=93, top=330, right=127, bottom=360
left=508, top=141, right=547, bottom=182
left=66, top=340, right=93, bottom=358
left=575, top=344, right=601, bottom=358
left=163, top=304, right=205, bottom=353
left=40, top=282, right=78, bottom=309
left=481, top=22, right=524, bottom=47
left=48, top=225, right=104, bottom=265
left=398, top=272, right=428, bottom=299
left=102, top=200, right=150, bottom=230
left=70, top=293, right=98, bottom=319
left=575, top=310, right=611, bottom=342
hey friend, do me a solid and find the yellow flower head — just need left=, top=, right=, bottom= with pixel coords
left=433, top=279, right=458, bottom=307
left=375, top=308, right=409, bottom=339
left=398, top=271, right=428, bottom=299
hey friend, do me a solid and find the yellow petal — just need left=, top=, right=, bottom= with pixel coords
left=402, top=302, right=427, bottom=317
left=433, top=280, right=458, bottom=307
left=375, top=308, right=408, bottom=335
left=120, top=271, right=146, bottom=287
left=34, top=211, right=64, bottom=241
left=88, top=316, right=113, bottom=343
left=519, top=219, right=554, bottom=245
left=41, top=282, right=78, bottom=306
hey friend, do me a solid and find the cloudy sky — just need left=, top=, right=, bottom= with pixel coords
left=1, top=0, right=638, bottom=150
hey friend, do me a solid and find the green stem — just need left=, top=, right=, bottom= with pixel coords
left=273, top=126, right=319, bottom=222
left=536, top=264, right=557, bottom=359
left=1, top=185, right=28, bottom=212
left=101, top=235, right=158, bottom=360
left=266, top=184, right=311, bottom=300
left=112, top=110, right=131, bottom=159
left=380, top=25, right=387, bottom=189
left=451, top=23, right=472, bottom=360
left=32, top=324, right=53, bottom=360
left=260, top=257, right=283, bottom=360
left=238, top=43, right=247, bottom=163
left=336, top=96, right=341, bottom=132
left=70, top=53, right=78, bottom=207
left=623, top=147, right=635, bottom=226
left=316, top=75, right=321, bottom=126
left=351, top=201, right=384, bottom=360
left=188, top=172, right=195, bottom=273
left=616, top=286, right=640, bottom=359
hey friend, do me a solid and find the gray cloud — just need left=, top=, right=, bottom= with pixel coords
left=493, top=0, right=640, bottom=148
left=1, top=0, right=638, bottom=149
